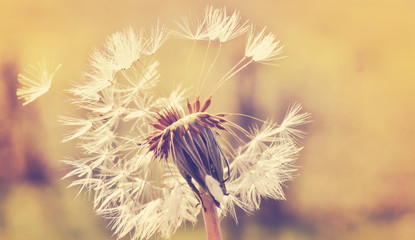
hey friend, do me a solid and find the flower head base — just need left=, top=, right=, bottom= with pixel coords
left=144, top=97, right=229, bottom=208
left=61, top=5, right=310, bottom=240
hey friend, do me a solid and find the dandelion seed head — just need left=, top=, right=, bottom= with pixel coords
left=60, top=6, right=310, bottom=240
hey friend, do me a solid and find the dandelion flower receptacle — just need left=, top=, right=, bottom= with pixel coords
left=56, top=6, right=311, bottom=240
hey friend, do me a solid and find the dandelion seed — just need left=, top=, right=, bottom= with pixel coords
left=279, top=102, right=312, bottom=143
left=175, top=6, right=248, bottom=43
left=145, top=20, right=170, bottom=55
left=91, top=26, right=146, bottom=72
left=245, top=25, right=285, bottom=64
left=68, top=67, right=115, bottom=100
left=17, top=60, right=61, bottom=106
left=217, top=8, right=249, bottom=43
left=173, top=15, right=208, bottom=40
left=59, top=116, right=93, bottom=142
left=205, top=6, right=227, bottom=41
left=204, top=6, right=249, bottom=43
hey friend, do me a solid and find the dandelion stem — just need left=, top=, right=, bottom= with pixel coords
left=201, top=192, right=223, bottom=240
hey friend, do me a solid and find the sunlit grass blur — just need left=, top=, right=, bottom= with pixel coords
left=1, top=0, right=414, bottom=239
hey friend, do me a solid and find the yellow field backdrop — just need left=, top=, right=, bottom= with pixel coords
left=1, top=0, right=414, bottom=239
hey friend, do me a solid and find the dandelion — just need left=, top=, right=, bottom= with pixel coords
left=17, top=60, right=61, bottom=106
left=61, top=5, right=310, bottom=240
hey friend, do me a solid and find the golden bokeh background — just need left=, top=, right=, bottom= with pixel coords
left=1, top=0, right=414, bottom=239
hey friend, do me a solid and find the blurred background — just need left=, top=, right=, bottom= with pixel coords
left=1, top=0, right=415, bottom=239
